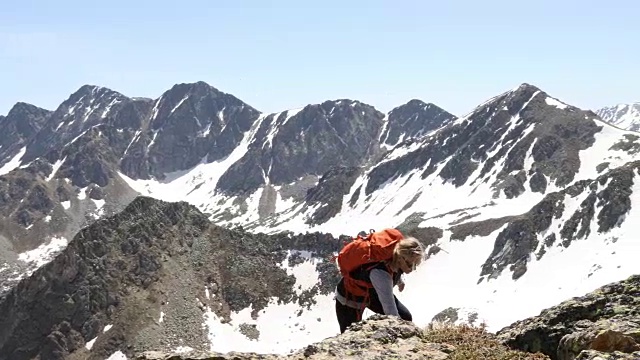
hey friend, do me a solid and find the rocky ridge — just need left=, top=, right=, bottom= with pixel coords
left=0, top=196, right=341, bottom=360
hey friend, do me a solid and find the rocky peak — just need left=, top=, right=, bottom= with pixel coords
left=0, top=102, right=51, bottom=169
left=0, top=195, right=343, bottom=360
left=4, top=102, right=51, bottom=132
left=21, top=85, right=130, bottom=164
left=119, top=81, right=261, bottom=179
left=382, top=99, right=457, bottom=147
left=57, top=85, right=128, bottom=121
left=147, top=81, right=250, bottom=130
left=1, top=102, right=51, bottom=133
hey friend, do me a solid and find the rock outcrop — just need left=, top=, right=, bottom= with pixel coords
left=497, top=274, right=640, bottom=360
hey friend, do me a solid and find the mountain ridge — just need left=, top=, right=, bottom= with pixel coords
left=0, top=79, right=639, bottom=360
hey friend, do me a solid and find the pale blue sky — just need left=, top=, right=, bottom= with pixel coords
left=1, top=0, right=638, bottom=117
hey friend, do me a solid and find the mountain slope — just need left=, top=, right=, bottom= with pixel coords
left=596, top=103, right=640, bottom=132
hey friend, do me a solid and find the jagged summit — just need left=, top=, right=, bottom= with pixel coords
left=4, top=101, right=51, bottom=117
left=166, top=80, right=228, bottom=95
left=61, top=84, right=128, bottom=107
left=392, top=99, right=444, bottom=110
left=382, top=99, right=457, bottom=146
left=2, top=102, right=51, bottom=126
left=513, top=82, right=541, bottom=91
left=0, top=102, right=51, bottom=170
left=159, top=81, right=228, bottom=102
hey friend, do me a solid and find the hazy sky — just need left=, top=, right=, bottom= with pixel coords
left=1, top=0, right=638, bottom=117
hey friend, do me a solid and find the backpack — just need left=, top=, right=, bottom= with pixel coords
left=336, top=228, right=404, bottom=297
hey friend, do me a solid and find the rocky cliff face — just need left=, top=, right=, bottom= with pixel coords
left=20, top=85, right=131, bottom=165
left=461, top=160, right=640, bottom=282
left=215, top=100, right=385, bottom=196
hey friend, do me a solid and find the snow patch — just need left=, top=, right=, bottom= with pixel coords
left=106, top=351, right=128, bottom=360
left=0, top=146, right=26, bottom=175
left=203, top=293, right=337, bottom=355
left=401, top=175, right=640, bottom=333
left=545, top=96, right=568, bottom=109
left=46, top=157, right=65, bottom=181
left=170, top=95, right=189, bottom=114
left=18, top=236, right=68, bottom=270
left=85, top=336, right=97, bottom=350
left=278, top=250, right=321, bottom=296
left=78, top=187, right=88, bottom=200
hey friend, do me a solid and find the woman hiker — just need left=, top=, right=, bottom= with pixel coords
left=333, top=230, right=425, bottom=333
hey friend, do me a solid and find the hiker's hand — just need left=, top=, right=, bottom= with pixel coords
left=398, top=282, right=405, bottom=292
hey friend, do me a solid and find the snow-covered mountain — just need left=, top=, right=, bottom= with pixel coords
left=0, top=81, right=639, bottom=360
left=596, top=102, right=640, bottom=132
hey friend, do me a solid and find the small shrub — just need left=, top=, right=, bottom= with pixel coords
left=423, top=322, right=550, bottom=359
